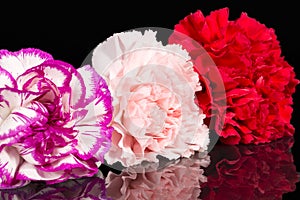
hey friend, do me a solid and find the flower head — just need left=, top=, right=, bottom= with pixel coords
left=169, top=8, right=299, bottom=144
left=92, top=30, right=209, bottom=167
left=0, top=48, right=113, bottom=188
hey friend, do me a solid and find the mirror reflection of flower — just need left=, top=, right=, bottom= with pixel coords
left=0, top=172, right=110, bottom=200
left=200, top=136, right=298, bottom=200
left=104, top=153, right=210, bottom=200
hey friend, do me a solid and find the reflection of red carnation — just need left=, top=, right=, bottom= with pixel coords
left=169, top=7, right=299, bottom=144
left=200, top=136, right=298, bottom=200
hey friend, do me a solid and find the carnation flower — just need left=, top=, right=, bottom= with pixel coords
left=169, top=8, right=299, bottom=144
left=0, top=48, right=113, bottom=188
left=0, top=173, right=110, bottom=199
left=105, top=153, right=210, bottom=200
left=92, top=30, right=209, bottom=167
left=200, top=136, right=298, bottom=200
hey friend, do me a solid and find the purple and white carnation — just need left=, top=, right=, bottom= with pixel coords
left=0, top=48, right=113, bottom=188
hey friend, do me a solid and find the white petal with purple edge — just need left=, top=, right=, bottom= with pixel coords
left=0, top=68, right=17, bottom=88
left=39, top=62, right=72, bottom=88
left=16, top=70, right=41, bottom=91
left=77, top=65, right=99, bottom=104
left=74, top=123, right=103, bottom=160
left=0, top=106, right=40, bottom=140
left=77, top=65, right=113, bottom=125
left=17, top=162, right=65, bottom=181
left=15, top=48, right=53, bottom=71
left=0, top=89, right=40, bottom=123
left=0, top=48, right=52, bottom=80
left=37, top=155, right=97, bottom=173
left=69, top=70, right=86, bottom=109
left=0, top=146, right=21, bottom=186
left=0, top=50, right=24, bottom=79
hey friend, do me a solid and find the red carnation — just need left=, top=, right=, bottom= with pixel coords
left=169, top=8, right=299, bottom=144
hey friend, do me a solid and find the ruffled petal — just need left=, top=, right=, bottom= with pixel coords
left=0, top=89, right=41, bottom=140
left=25, top=60, right=72, bottom=89
left=0, top=48, right=53, bottom=79
left=77, top=65, right=113, bottom=125
left=17, top=155, right=97, bottom=184
left=74, top=120, right=109, bottom=161
left=69, top=70, right=86, bottom=109
left=15, top=48, right=53, bottom=70
left=0, top=146, right=25, bottom=188
left=0, top=67, right=17, bottom=88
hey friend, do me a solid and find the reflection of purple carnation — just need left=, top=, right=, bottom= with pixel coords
left=0, top=48, right=113, bottom=188
left=105, top=153, right=210, bottom=200
left=200, top=136, right=298, bottom=200
left=0, top=174, right=110, bottom=199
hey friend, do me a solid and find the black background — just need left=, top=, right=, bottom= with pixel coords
left=1, top=1, right=299, bottom=199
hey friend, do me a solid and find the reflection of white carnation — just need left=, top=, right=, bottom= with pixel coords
left=92, top=30, right=209, bottom=167
left=105, top=153, right=210, bottom=200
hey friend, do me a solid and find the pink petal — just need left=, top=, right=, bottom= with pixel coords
left=0, top=89, right=39, bottom=119
left=19, top=143, right=76, bottom=166
left=0, top=146, right=21, bottom=187
left=0, top=67, right=17, bottom=88
left=16, top=70, right=42, bottom=91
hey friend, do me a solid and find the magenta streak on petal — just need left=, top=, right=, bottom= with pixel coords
left=19, top=135, right=77, bottom=166
left=23, top=60, right=73, bottom=89
left=18, top=72, right=41, bottom=91
left=36, top=155, right=97, bottom=173
left=74, top=124, right=104, bottom=160
left=0, top=146, right=21, bottom=187
left=93, top=126, right=113, bottom=162
left=0, top=179, right=30, bottom=190
left=0, top=89, right=42, bottom=140
left=0, top=107, right=40, bottom=139
left=51, top=60, right=86, bottom=110
left=0, top=67, right=17, bottom=88
left=58, top=87, right=72, bottom=118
